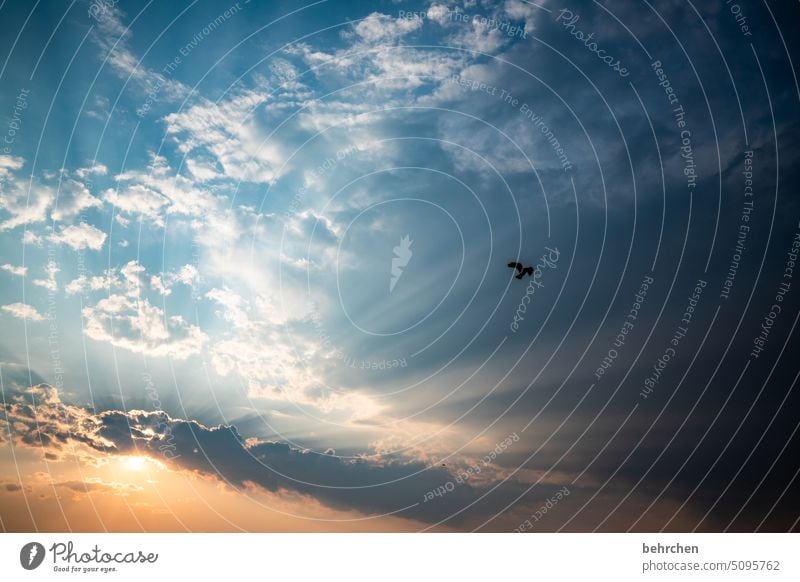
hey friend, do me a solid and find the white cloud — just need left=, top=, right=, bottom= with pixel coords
left=66, top=260, right=141, bottom=297
left=65, top=260, right=192, bottom=302
left=175, top=264, right=199, bottom=285
left=75, top=163, right=108, bottom=179
left=1, top=159, right=103, bottom=230
left=425, top=4, right=452, bottom=26
left=163, top=90, right=286, bottom=184
left=2, top=302, right=45, bottom=321
left=449, top=16, right=508, bottom=53
left=150, top=275, right=168, bottom=296
left=151, top=264, right=199, bottom=296
left=352, top=12, right=423, bottom=43
left=291, top=25, right=464, bottom=92
left=1, top=264, right=27, bottom=277
left=22, top=231, right=43, bottom=246
left=50, top=179, right=102, bottom=222
left=207, top=287, right=252, bottom=329
left=0, top=154, right=24, bottom=180
left=64, top=275, right=90, bottom=296
left=103, top=183, right=169, bottom=227
left=83, top=294, right=206, bottom=359
left=370, top=47, right=464, bottom=89
left=107, top=154, right=223, bottom=230
left=185, top=158, right=220, bottom=182
left=502, top=0, right=541, bottom=34
left=0, top=162, right=55, bottom=230
left=120, top=260, right=145, bottom=293
left=64, top=271, right=116, bottom=296
left=206, top=287, right=300, bottom=389
left=49, top=223, right=107, bottom=251
left=201, top=282, right=383, bottom=419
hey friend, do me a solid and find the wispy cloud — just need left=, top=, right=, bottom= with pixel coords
left=1, top=263, right=27, bottom=277
left=89, top=4, right=190, bottom=102
left=2, top=302, right=45, bottom=321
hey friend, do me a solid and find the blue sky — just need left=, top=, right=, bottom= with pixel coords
left=1, top=0, right=799, bottom=531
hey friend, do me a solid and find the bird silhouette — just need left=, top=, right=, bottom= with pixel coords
left=508, top=261, right=535, bottom=279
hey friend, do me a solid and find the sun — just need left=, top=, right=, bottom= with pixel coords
left=123, top=456, right=147, bottom=471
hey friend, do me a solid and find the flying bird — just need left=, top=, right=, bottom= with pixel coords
left=508, top=261, right=535, bottom=279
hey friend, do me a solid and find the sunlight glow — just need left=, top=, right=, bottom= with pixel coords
left=123, top=456, right=147, bottom=471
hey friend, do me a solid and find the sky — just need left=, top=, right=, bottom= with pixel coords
left=1, top=0, right=799, bottom=532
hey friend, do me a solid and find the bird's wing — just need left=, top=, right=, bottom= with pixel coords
left=507, top=261, right=523, bottom=272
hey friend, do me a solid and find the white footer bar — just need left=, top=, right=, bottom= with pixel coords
left=1, top=533, right=797, bottom=581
